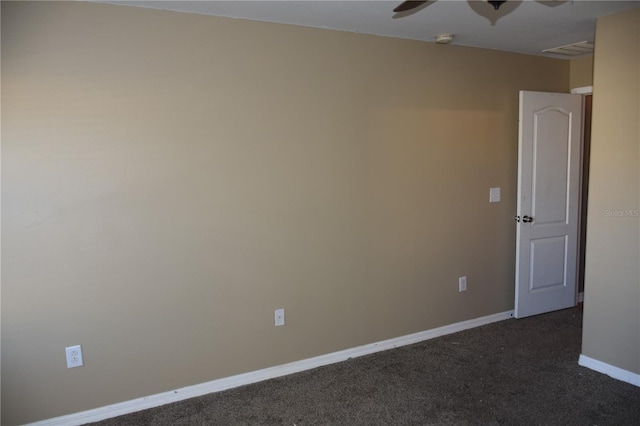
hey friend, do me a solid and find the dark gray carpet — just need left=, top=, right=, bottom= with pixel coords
left=89, top=307, right=640, bottom=425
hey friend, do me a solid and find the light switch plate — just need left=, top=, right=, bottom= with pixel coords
left=489, top=187, right=501, bottom=203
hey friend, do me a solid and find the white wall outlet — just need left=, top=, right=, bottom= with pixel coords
left=274, top=308, right=285, bottom=326
left=458, top=276, right=467, bottom=292
left=65, top=345, right=83, bottom=368
left=489, top=187, right=501, bottom=203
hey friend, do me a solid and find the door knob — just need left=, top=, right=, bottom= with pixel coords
left=522, top=215, right=534, bottom=223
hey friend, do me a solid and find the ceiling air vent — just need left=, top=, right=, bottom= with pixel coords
left=543, top=40, right=594, bottom=57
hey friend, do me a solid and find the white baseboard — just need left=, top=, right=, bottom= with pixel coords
left=578, top=354, right=640, bottom=387
left=28, top=310, right=514, bottom=426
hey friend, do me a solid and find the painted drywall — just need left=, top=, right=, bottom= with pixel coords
left=570, top=55, right=594, bottom=89
left=1, top=1, right=569, bottom=424
left=582, top=8, right=640, bottom=375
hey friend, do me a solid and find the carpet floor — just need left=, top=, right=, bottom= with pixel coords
left=89, top=307, right=640, bottom=425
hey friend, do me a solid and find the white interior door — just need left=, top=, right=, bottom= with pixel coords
left=515, top=91, right=583, bottom=318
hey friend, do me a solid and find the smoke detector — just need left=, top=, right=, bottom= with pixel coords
left=435, top=34, right=454, bottom=44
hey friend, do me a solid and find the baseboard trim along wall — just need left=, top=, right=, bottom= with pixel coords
left=578, top=354, right=640, bottom=388
left=28, top=310, right=514, bottom=425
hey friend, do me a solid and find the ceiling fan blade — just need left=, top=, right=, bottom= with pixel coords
left=393, top=1, right=428, bottom=13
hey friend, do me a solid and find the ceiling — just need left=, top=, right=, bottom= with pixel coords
left=99, top=1, right=640, bottom=58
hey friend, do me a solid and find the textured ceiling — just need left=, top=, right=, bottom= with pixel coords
left=98, top=1, right=640, bottom=58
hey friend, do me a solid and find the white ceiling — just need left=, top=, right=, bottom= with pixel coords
left=99, top=0, right=640, bottom=58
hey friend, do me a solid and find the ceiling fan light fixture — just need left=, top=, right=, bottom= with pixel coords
left=435, top=33, right=454, bottom=44
left=487, top=0, right=507, bottom=10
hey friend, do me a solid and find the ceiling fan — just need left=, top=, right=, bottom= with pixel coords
left=394, top=1, right=507, bottom=13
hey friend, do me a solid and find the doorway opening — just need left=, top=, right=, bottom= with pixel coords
left=573, top=86, right=593, bottom=305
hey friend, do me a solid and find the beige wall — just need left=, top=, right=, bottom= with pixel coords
left=582, top=9, right=640, bottom=374
left=1, top=2, right=570, bottom=424
left=570, top=55, right=594, bottom=89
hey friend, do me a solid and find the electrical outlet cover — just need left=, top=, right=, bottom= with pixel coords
left=458, top=276, right=467, bottom=292
left=66, top=345, right=83, bottom=368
